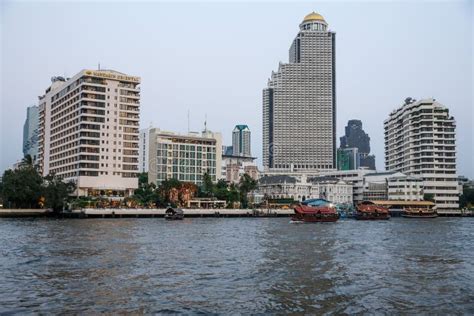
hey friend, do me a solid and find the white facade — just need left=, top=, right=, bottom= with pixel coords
left=387, top=176, right=424, bottom=201
left=321, top=169, right=372, bottom=203
left=145, top=128, right=222, bottom=185
left=38, top=69, right=140, bottom=197
left=384, top=98, right=458, bottom=211
left=363, top=172, right=424, bottom=201
left=138, top=127, right=151, bottom=173
left=263, top=12, right=336, bottom=172
left=258, top=175, right=352, bottom=204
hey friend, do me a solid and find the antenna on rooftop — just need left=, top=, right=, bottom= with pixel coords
left=187, top=109, right=190, bottom=133
left=98, top=62, right=101, bottom=70
left=204, top=113, right=208, bottom=132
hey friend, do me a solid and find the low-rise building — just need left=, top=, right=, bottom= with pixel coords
left=363, top=172, right=424, bottom=201
left=257, top=174, right=352, bottom=204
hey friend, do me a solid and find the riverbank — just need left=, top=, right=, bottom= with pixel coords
left=64, top=208, right=294, bottom=218
left=0, top=209, right=53, bottom=217
left=1, top=208, right=472, bottom=218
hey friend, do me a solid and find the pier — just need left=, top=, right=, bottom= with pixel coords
left=66, top=208, right=294, bottom=218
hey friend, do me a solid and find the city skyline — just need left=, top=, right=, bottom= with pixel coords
left=1, top=1, right=473, bottom=177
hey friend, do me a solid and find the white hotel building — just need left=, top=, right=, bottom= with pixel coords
left=140, top=128, right=222, bottom=185
left=384, top=98, right=459, bottom=212
left=37, top=69, right=140, bottom=197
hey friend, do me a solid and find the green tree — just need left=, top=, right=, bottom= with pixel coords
left=460, top=187, right=474, bottom=208
left=227, top=183, right=240, bottom=208
left=0, top=163, right=43, bottom=208
left=133, top=172, right=159, bottom=206
left=239, top=174, right=258, bottom=209
left=213, top=179, right=229, bottom=201
left=200, top=172, right=214, bottom=198
left=423, top=193, right=435, bottom=202
left=42, top=174, right=76, bottom=213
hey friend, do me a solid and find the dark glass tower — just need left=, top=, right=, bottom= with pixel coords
left=339, top=119, right=375, bottom=170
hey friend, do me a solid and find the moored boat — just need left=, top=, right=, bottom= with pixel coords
left=402, top=207, right=438, bottom=218
left=165, top=207, right=184, bottom=220
left=292, top=204, right=339, bottom=223
left=356, top=201, right=390, bottom=220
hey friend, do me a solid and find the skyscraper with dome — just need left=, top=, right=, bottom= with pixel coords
left=263, top=12, right=336, bottom=173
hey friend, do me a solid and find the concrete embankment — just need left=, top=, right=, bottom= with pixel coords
left=0, top=209, right=53, bottom=217
left=65, top=208, right=294, bottom=218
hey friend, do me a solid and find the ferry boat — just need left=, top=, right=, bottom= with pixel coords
left=292, top=204, right=339, bottom=223
left=402, top=207, right=438, bottom=218
left=356, top=201, right=390, bottom=220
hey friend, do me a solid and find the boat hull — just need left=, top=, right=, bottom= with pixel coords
left=291, top=215, right=339, bottom=223
left=402, top=214, right=438, bottom=218
left=292, top=204, right=339, bottom=223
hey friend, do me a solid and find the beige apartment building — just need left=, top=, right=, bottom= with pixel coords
left=37, top=69, right=141, bottom=197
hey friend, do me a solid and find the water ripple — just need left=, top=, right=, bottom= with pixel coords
left=0, top=217, right=473, bottom=314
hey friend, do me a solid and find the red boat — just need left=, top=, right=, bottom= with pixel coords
left=356, top=201, right=390, bottom=220
left=292, top=204, right=339, bottom=223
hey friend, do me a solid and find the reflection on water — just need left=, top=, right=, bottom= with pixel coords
left=0, top=217, right=473, bottom=314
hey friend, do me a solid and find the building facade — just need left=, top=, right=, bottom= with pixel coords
left=339, top=119, right=375, bottom=170
left=363, top=171, right=424, bottom=201
left=220, top=154, right=259, bottom=184
left=263, top=12, right=336, bottom=172
left=337, top=147, right=360, bottom=171
left=37, top=69, right=140, bottom=197
left=144, top=128, right=222, bottom=185
left=138, top=127, right=151, bottom=173
left=23, top=105, right=40, bottom=163
left=232, top=125, right=251, bottom=157
left=384, top=98, right=458, bottom=211
left=258, top=174, right=352, bottom=204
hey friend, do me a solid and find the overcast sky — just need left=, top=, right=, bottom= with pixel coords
left=1, top=0, right=473, bottom=177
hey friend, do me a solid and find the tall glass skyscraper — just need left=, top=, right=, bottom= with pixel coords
left=232, top=124, right=251, bottom=157
left=263, top=12, right=336, bottom=172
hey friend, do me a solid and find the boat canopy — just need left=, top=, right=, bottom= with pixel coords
left=302, top=198, right=331, bottom=207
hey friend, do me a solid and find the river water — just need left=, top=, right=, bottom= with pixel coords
left=0, top=217, right=473, bottom=314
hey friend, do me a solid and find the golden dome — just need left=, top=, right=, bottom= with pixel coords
left=303, top=12, right=325, bottom=22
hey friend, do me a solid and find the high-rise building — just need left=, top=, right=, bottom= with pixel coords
left=232, top=124, right=251, bottom=157
left=337, top=147, right=360, bottom=170
left=143, top=128, right=222, bottom=185
left=339, top=119, right=375, bottom=170
left=263, top=12, right=336, bottom=172
left=384, top=98, right=459, bottom=212
left=22, top=105, right=39, bottom=162
left=37, top=69, right=141, bottom=197
left=138, top=127, right=151, bottom=173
